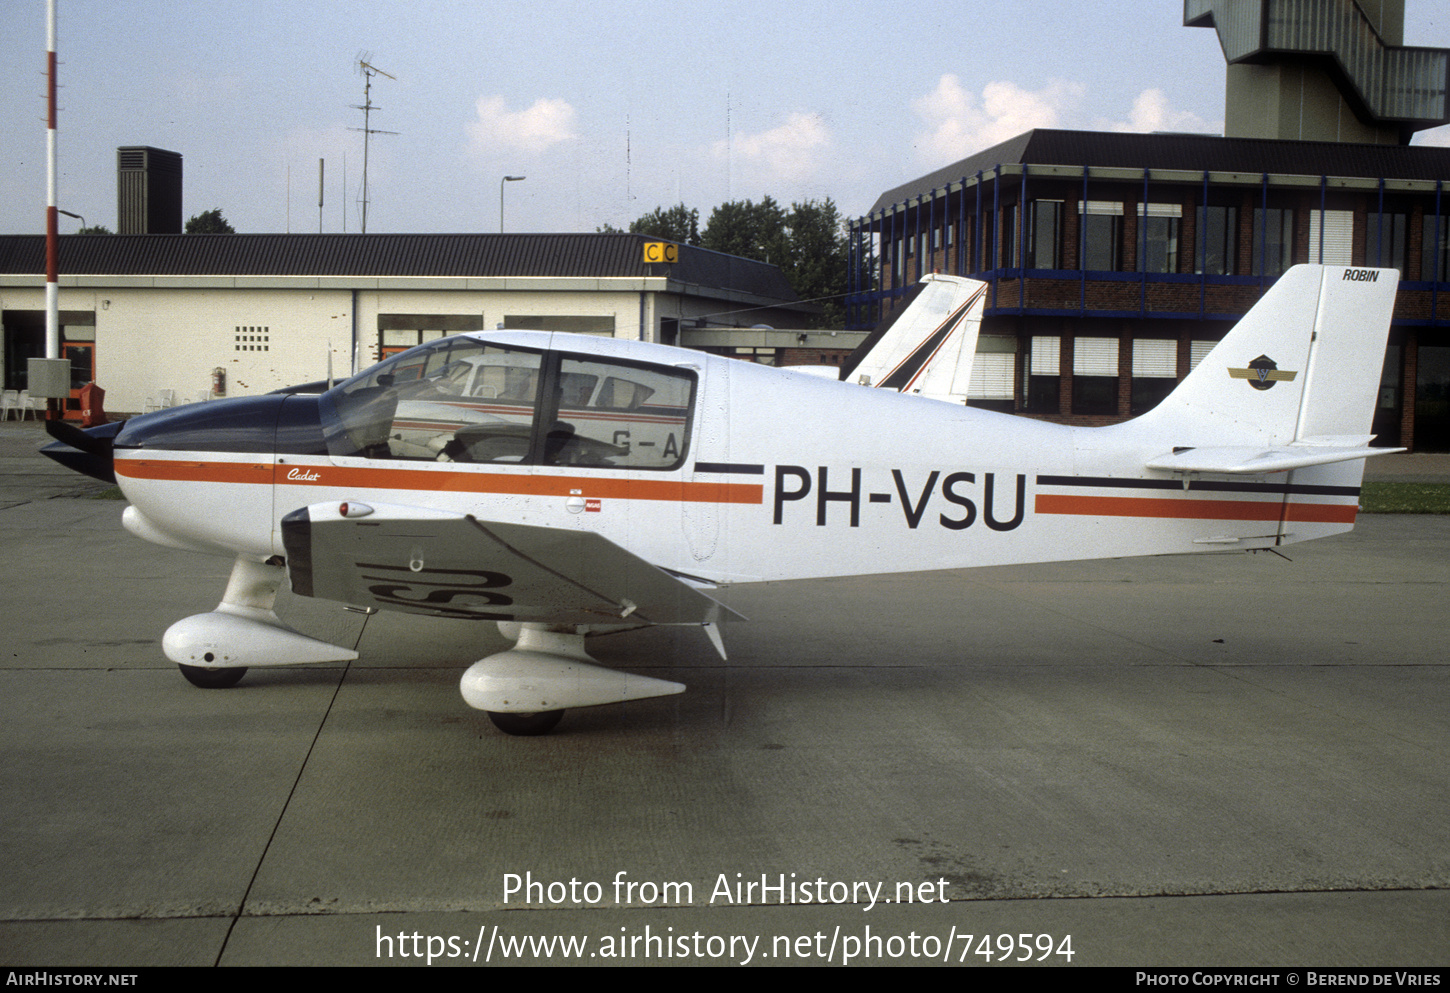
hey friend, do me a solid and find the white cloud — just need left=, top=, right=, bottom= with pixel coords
left=1098, top=88, right=1219, bottom=135
left=713, top=111, right=832, bottom=187
left=467, top=95, right=578, bottom=156
left=908, top=76, right=1222, bottom=168
left=910, top=74, right=1084, bottom=164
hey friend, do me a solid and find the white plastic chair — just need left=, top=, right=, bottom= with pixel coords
left=1, top=391, right=17, bottom=420
left=157, top=389, right=176, bottom=409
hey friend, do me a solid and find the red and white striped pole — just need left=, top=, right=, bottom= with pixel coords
left=45, top=0, right=59, bottom=360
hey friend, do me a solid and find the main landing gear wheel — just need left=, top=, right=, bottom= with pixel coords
left=487, top=710, right=564, bottom=736
left=178, top=664, right=247, bottom=689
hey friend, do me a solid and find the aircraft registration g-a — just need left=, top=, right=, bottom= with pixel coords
left=44, top=264, right=1401, bottom=735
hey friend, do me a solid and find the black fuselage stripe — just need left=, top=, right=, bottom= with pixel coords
left=1035, top=475, right=1359, bottom=497
left=694, top=462, right=765, bottom=475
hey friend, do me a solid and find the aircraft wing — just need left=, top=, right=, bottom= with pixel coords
left=280, top=501, right=742, bottom=626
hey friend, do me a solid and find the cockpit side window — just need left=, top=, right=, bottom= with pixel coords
left=543, top=356, right=693, bottom=470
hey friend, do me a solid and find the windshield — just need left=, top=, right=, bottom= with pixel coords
left=320, top=338, right=543, bottom=461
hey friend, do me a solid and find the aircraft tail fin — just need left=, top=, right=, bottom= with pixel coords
left=1134, top=265, right=1400, bottom=457
left=840, top=274, right=986, bottom=402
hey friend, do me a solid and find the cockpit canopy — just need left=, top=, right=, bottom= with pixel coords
left=319, top=335, right=695, bottom=470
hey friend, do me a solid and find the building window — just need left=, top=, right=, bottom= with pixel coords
left=1196, top=205, right=1238, bottom=275
left=730, top=346, right=777, bottom=365
left=377, top=314, right=484, bottom=360
left=1183, top=340, right=1218, bottom=371
left=1130, top=338, right=1177, bottom=413
left=1421, top=215, right=1449, bottom=282
left=1137, top=203, right=1181, bottom=274
left=1026, top=200, right=1062, bottom=269
left=1416, top=345, right=1450, bottom=451
left=1006, top=202, right=1059, bottom=269
left=1367, top=212, right=1407, bottom=271
left=382, top=328, right=446, bottom=350
left=505, top=316, right=616, bottom=335
left=1189, top=340, right=1217, bottom=371
left=1308, top=209, right=1353, bottom=265
left=1253, top=208, right=1294, bottom=278
left=1080, top=201, right=1122, bottom=272
left=1026, top=335, right=1060, bottom=412
left=968, top=337, right=1016, bottom=412
left=1072, top=336, right=1119, bottom=414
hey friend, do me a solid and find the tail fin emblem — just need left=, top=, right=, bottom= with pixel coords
left=1228, top=354, right=1298, bottom=391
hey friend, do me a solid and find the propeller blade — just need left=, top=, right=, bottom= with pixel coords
left=41, top=418, right=121, bottom=484
left=44, top=417, right=112, bottom=457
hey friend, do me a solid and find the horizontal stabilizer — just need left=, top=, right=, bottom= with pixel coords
left=281, top=501, right=742, bottom=626
left=1146, top=443, right=1404, bottom=475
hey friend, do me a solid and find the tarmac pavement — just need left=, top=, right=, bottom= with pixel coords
left=0, top=420, right=1447, bottom=967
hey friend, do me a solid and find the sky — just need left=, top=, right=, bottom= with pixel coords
left=2, top=0, right=1447, bottom=237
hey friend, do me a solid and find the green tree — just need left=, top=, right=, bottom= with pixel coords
left=76, top=225, right=112, bottom=235
left=629, top=203, right=700, bottom=245
left=701, top=197, right=788, bottom=266
left=185, top=209, right=235, bottom=234
left=782, top=198, right=847, bottom=328
left=617, top=195, right=852, bottom=328
left=702, top=197, right=848, bottom=328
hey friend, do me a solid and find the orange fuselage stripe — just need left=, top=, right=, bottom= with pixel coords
left=1035, top=493, right=1356, bottom=524
left=115, top=457, right=764, bottom=504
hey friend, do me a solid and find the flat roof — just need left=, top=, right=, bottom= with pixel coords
left=0, top=232, right=802, bottom=305
left=868, top=129, right=1450, bottom=215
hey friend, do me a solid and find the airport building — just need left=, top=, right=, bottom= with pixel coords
left=0, top=232, right=814, bottom=416
left=847, top=0, right=1450, bottom=450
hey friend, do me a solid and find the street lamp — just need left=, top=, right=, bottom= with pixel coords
left=57, top=209, right=86, bottom=231
left=500, top=175, right=525, bottom=232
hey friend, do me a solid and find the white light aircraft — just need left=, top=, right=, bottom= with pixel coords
left=43, top=264, right=1401, bottom=734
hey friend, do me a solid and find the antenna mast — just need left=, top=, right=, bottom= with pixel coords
left=45, top=0, right=59, bottom=360
left=351, top=55, right=397, bottom=234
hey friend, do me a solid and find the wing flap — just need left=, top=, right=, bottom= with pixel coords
left=281, top=501, right=741, bottom=626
